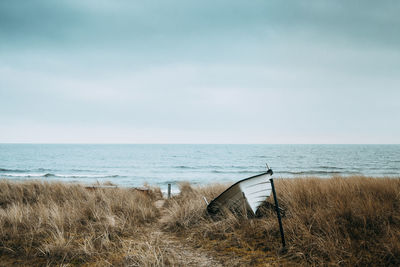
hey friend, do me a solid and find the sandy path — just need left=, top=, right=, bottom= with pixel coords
left=154, top=200, right=223, bottom=267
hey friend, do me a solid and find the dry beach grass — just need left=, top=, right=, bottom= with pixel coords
left=0, top=177, right=399, bottom=266
left=0, top=180, right=163, bottom=265
left=163, top=177, right=400, bottom=266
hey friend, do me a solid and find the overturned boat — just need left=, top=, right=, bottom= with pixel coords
left=207, top=168, right=274, bottom=216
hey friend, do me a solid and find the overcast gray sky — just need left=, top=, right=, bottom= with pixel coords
left=0, top=0, right=399, bottom=143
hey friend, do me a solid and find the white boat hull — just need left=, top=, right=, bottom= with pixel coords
left=207, top=170, right=273, bottom=216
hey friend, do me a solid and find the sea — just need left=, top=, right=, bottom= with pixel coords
left=1, top=144, right=399, bottom=192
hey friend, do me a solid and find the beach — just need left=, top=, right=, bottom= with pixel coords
left=2, top=0, right=400, bottom=265
left=0, top=176, right=398, bottom=266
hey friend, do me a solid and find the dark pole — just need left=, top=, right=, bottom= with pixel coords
left=269, top=178, right=286, bottom=249
left=168, top=184, right=171, bottom=199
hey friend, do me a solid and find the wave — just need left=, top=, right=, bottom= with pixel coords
left=0, top=168, right=29, bottom=173
left=174, top=166, right=198, bottom=169
left=71, top=169, right=99, bottom=172
left=317, top=166, right=346, bottom=170
left=174, top=165, right=229, bottom=169
left=211, top=170, right=260, bottom=174
left=37, top=168, right=54, bottom=172
left=0, top=168, right=54, bottom=173
left=279, top=170, right=341, bottom=175
left=253, top=156, right=270, bottom=159
left=53, top=174, right=121, bottom=178
left=174, top=165, right=257, bottom=170
left=277, top=170, right=358, bottom=175
left=0, top=173, right=121, bottom=178
left=0, top=173, right=47, bottom=177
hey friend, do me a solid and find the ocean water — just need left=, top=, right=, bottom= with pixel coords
left=0, top=144, right=399, bottom=191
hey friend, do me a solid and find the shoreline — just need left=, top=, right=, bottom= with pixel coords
left=1, top=174, right=400, bottom=192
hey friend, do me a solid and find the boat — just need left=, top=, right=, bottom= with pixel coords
left=207, top=168, right=274, bottom=216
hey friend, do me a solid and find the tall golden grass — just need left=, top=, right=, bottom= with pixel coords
left=0, top=180, right=161, bottom=265
left=0, top=177, right=399, bottom=266
left=163, top=177, right=400, bottom=266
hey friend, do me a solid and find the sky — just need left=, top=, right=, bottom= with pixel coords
left=0, top=0, right=399, bottom=144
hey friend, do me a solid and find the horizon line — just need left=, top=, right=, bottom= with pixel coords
left=0, top=143, right=399, bottom=145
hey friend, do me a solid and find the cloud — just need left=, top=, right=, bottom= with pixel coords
left=0, top=0, right=399, bottom=143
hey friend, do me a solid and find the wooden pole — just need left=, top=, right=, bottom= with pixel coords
left=168, top=183, right=171, bottom=199
left=269, top=178, right=286, bottom=249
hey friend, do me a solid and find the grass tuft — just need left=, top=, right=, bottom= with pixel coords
left=0, top=180, right=160, bottom=265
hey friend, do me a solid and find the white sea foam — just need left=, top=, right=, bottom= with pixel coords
left=0, top=173, right=120, bottom=178
left=1, top=173, right=47, bottom=177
